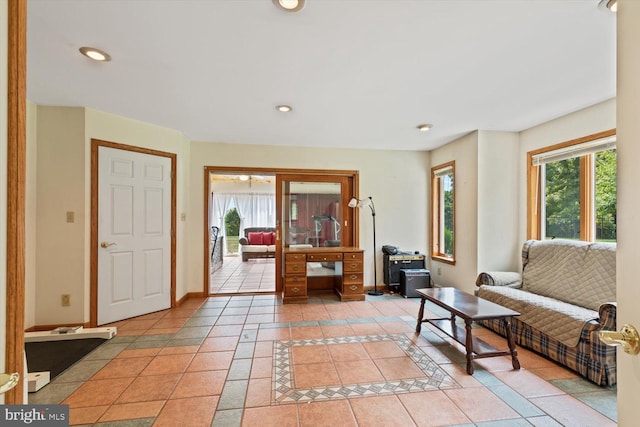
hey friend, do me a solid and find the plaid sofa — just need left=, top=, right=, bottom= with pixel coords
left=476, top=240, right=617, bottom=386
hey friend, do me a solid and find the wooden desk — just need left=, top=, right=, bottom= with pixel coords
left=283, top=247, right=364, bottom=304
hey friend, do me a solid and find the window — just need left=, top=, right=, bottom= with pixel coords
left=527, top=130, right=616, bottom=242
left=431, top=161, right=455, bottom=263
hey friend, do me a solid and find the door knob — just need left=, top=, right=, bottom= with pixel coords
left=599, top=324, right=640, bottom=355
left=100, top=242, right=116, bottom=248
left=0, top=373, right=20, bottom=394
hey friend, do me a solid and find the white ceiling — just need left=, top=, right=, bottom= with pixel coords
left=26, top=0, right=616, bottom=151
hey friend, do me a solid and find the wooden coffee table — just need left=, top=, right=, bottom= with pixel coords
left=416, top=287, right=521, bottom=375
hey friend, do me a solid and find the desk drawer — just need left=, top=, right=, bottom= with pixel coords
left=284, top=284, right=307, bottom=297
left=285, top=275, right=306, bottom=286
left=344, top=252, right=363, bottom=261
left=343, top=282, right=364, bottom=295
left=285, top=253, right=307, bottom=262
left=285, top=262, right=306, bottom=274
left=308, top=253, right=342, bottom=262
left=344, top=261, right=363, bottom=272
left=343, top=272, right=363, bottom=284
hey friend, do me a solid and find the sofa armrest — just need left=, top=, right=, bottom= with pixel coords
left=476, top=271, right=522, bottom=288
left=598, top=302, right=617, bottom=330
left=239, top=237, right=249, bottom=245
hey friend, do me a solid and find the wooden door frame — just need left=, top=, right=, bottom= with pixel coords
left=203, top=166, right=359, bottom=296
left=5, top=0, right=26, bottom=404
left=90, top=139, right=177, bottom=327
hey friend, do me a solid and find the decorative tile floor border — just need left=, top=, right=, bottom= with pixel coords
left=273, top=334, right=460, bottom=403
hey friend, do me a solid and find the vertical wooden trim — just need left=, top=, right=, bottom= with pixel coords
left=90, top=139, right=177, bottom=326
left=275, top=176, right=283, bottom=292
left=90, top=141, right=99, bottom=327
left=170, top=155, right=177, bottom=308
left=203, top=168, right=211, bottom=296
left=580, top=155, right=594, bottom=241
left=6, top=0, right=27, bottom=403
left=526, top=152, right=541, bottom=240
left=352, top=172, right=360, bottom=247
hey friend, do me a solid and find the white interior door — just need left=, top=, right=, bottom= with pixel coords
left=98, top=146, right=171, bottom=325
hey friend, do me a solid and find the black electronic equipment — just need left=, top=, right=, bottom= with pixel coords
left=400, top=269, right=431, bottom=298
left=383, top=253, right=426, bottom=293
left=382, top=245, right=399, bottom=255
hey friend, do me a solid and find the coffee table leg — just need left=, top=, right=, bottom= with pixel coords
left=504, top=317, right=520, bottom=370
left=465, top=319, right=474, bottom=375
left=416, top=297, right=426, bottom=333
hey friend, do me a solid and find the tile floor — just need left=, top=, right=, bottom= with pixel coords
left=210, top=257, right=275, bottom=294
left=30, top=293, right=617, bottom=426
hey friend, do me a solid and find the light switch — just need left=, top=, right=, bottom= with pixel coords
left=181, top=213, right=187, bottom=221
left=66, top=211, right=75, bottom=223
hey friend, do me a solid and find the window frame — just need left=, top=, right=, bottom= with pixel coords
left=431, top=161, right=456, bottom=264
left=527, top=129, right=616, bottom=241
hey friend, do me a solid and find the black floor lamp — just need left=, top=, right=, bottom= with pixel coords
left=349, top=196, right=383, bottom=296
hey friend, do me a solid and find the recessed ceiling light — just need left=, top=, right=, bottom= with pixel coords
left=598, top=0, right=617, bottom=12
left=272, top=0, right=305, bottom=12
left=79, top=47, right=111, bottom=62
left=276, top=105, right=293, bottom=112
left=416, top=124, right=433, bottom=132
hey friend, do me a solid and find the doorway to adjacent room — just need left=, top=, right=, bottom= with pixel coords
left=208, top=172, right=276, bottom=294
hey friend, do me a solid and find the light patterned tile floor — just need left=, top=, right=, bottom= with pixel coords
left=210, top=256, right=275, bottom=294
left=30, top=293, right=617, bottom=426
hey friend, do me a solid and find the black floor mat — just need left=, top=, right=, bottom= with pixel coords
left=25, top=338, right=107, bottom=380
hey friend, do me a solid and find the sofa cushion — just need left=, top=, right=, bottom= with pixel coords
left=478, top=285, right=599, bottom=347
left=522, top=240, right=616, bottom=310
left=248, top=232, right=264, bottom=245
left=262, top=231, right=275, bottom=245
left=242, top=245, right=268, bottom=253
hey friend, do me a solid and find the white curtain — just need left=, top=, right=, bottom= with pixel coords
left=211, top=192, right=276, bottom=249
left=254, top=194, right=276, bottom=228
left=212, top=193, right=233, bottom=254
left=234, top=194, right=254, bottom=236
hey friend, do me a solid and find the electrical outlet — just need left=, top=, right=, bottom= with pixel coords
left=61, top=294, right=70, bottom=306
left=437, top=267, right=442, bottom=276
left=66, top=211, right=75, bottom=223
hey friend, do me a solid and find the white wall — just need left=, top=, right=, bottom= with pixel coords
left=1, top=0, right=8, bottom=402
left=429, top=132, right=479, bottom=293
left=477, top=130, right=520, bottom=272
left=189, top=142, right=431, bottom=291
left=616, top=0, right=640, bottom=423
left=517, top=98, right=616, bottom=244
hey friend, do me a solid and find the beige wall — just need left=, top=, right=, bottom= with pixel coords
left=429, top=132, right=479, bottom=293
left=477, top=130, right=520, bottom=272
left=616, top=0, right=640, bottom=423
left=28, top=106, right=190, bottom=326
left=517, top=98, right=616, bottom=244
left=35, top=107, right=86, bottom=325
left=189, top=142, right=431, bottom=291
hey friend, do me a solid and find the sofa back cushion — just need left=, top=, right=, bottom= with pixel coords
left=262, top=232, right=275, bottom=245
left=248, top=232, right=264, bottom=245
left=522, top=239, right=616, bottom=310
